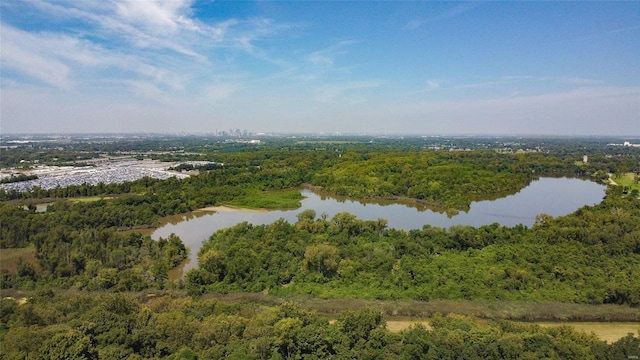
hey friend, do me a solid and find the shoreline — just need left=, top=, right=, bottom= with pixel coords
left=196, top=205, right=270, bottom=214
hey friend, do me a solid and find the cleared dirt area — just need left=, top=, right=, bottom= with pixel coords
left=537, top=322, right=640, bottom=344
left=386, top=320, right=432, bottom=332
left=384, top=319, right=639, bottom=343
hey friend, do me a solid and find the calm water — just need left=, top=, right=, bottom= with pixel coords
left=153, top=177, right=606, bottom=272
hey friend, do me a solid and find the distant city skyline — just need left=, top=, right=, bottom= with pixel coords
left=1, top=1, right=639, bottom=135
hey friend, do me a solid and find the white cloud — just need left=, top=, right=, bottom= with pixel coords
left=0, top=26, right=71, bottom=89
left=209, top=19, right=238, bottom=42
left=306, top=40, right=358, bottom=65
left=403, top=2, right=481, bottom=30
left=0, top=23, right=187, bottom=93
left=2, top=0, right=301, bottom=94
left=115, top=0, right=196, bottom=35
left=426, top=80, right=440, bottom=91
left=22, top=0, right=207, bottom=58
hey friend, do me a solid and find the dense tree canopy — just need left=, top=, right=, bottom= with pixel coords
left=1, top=136, right=639, bottom=358
left=184, top=185, right=640, bottom=306
left=2, top=292, right=638, bottom=359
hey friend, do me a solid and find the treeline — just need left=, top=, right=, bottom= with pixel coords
left=0, top=227, right=186, bottom=292
left=0, top=195, right=188, bottom=290
left=1, top=291, right=638, bottom=359
left=186, top=186, right=640, bottom=306
left=1, top=146, right=636, bottom=299
left=312, top=150, right=565, bottom=209
left=1, top=147, right=598, bottom=210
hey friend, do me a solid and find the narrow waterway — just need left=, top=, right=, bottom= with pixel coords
left=153, top=177, right=606, bottom=272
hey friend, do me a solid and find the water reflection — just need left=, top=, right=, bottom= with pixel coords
left=152, top=177, right=606, bottom=273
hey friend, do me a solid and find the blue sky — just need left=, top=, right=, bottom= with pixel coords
left=1, top=1, right=638, bottom=135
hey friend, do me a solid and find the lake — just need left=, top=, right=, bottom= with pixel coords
left=152, top=177, right=606, bottom=272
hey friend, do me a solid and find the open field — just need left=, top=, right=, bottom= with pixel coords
left=615, top=172, right=640, bottom=192
left=537, top=322, right=640, bottom=343
left=385, top=319, right=638, bottom=343
left=225, top=188, right=304, bottom=209
left=0, top=246, right=37, bottom=273
left=68, top=196, right=114, bottom=203
left=5, top=195, right=116, bottom=207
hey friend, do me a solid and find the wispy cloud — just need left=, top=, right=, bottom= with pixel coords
left=426, top=80, right=440, bottom=91
left=550, top=23, right=640, bottom=47
left=27, top=0, right=207, bottom=59
left=1, top=0, right=300, bottom=102
left=404, top=2, right=480, bottom=30
left=453, top=76, right=603, bottom=90
left=454, top=80, right=510, bottom=90
left=1, top=25, right=73, bottom=89
left=114, top=0, right=200, bottom=34
left=560, top=77, right=602, bottom=85
left=411, top=80, right=442, bottom=94
left=306, top=40, right=359, bottom=65
left=0, top=23, right=187, bottom=96
left=606, top=25, right=640, bottom=34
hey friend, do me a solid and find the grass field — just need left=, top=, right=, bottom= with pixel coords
left=226, top=188, right=304, bottom=209
left=68, top=196, right=114, bottom=203
left=615, top=172, right=640, bottom=192
left=0, top=246, right=37, bottom=273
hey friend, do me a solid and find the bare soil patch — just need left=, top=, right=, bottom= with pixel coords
left=536, top=322, right=640, bottom=344
left=383, top=319, right=638, bottom=343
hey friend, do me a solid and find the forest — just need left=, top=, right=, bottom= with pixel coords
left=1, top=135, right=639, bottom=359
left=187, top=185, right=640, bottom=306
left=2, top=291, right=639, bottom=359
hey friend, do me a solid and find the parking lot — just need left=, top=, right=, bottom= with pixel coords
left=0, top=160, right=188, bottom=192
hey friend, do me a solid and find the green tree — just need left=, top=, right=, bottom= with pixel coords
left=40, top=330, right=98, bottom=360
left=303, top=244, right=340, bottom=278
